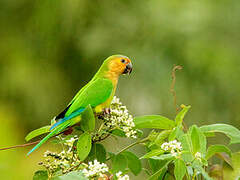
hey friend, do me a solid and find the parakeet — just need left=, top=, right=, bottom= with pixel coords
left=27, top=55, right=133, bottom=155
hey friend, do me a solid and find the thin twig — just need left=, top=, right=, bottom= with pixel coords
left=170, top=65, right=183, bottom=113
left=0, top=127, right=70, bottom=151
left=92, top=133, right=111, bottom=143
left=106, top=137, right=149, bottom=161
left=0, top=140, right=41, bottom=151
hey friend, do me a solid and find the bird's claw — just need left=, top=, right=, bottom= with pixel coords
left=103, top=108, right=111, bottom=115
left=97, top=108, right=111, bottom=119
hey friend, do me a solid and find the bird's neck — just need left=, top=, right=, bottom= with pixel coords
left=105, top=70, right=119, bottom=86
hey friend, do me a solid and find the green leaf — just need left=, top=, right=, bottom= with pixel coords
left=154, top=130, right=171, bottom=146
left=190, top=125, right=206, bottom=154
left=136, top=129, right=144, bottom=138
left=148, top=159, right=166, bottom=174
left=168, top=127, right=184, bottom=141
left=175, top=105, right=191, bottom=126
left=146, top=146, right=168, bottom=174
left=150, top=154, right=174, bottom=160
left=77, top=133, right=92, bottom=161
left=174, top=159, right=187, bottom=180
left=25, top=126, right=51, bottom=142
left=87, top=143, right=106, bottom=163
left=181, top=151, right=194, bottom=163
left=206, top=145, right=231, bottom=160
left=192, top=160, right=213, bottom=180
left=164, top=173, right=175, bottom=180
left=33, top=170, right=48, bottom=180
left=81, top=105, right=95, bottom=132
left=112, top=154, right=127, bottom=173
left=51, top=171, right=87, bottom=180
left=149, top=159, right=172, bottom=180
left=121, top=151, right=142, bottom=176
left=141, top=149, right=164, bottom=159
left=134, top=115, right=175, bottom=130
left=200, top=124, right=240, bottom=144
left=179, top=134, right=192, bottom=152
left=111, top=129, right=126, bottom=137
left=203, top=131, right=215, bottom=137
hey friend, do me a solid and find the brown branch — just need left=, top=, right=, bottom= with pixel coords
left=170, top=65, right=183, bottom=113
left=92, top=133, right=111, bottom=143
left=0, top=126, right=74, bottom=151
left=0, top=140, right=41, bottom=151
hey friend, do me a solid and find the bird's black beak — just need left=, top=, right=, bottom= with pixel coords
left=122, top=62, right=133, bottom=75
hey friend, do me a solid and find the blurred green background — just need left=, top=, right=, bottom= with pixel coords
left=0, top=0, right=240, bottom=179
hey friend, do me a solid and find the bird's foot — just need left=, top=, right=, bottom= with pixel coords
left=103, top=108, right=111, bottom=115
left=97, top=108, right=111, bottom=120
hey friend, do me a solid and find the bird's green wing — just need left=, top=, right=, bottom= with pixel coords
left=68, top=83, right=90, bottom=106
left=65, top=78, right=113, bottom=116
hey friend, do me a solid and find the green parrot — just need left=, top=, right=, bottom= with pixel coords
left=27, top=55, right=133, bottom=155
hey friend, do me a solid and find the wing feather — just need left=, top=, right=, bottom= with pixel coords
left=65, top=78, right=113, bottom=116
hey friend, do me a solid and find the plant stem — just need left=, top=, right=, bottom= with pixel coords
left=98, top=123, right=105, bottom=133
left=106, top=137, right=149, bottom=161
left=192, top=169, right=197, bottom=180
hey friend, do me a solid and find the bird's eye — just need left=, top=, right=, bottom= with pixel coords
left=121, top=59, right=126, bottom=63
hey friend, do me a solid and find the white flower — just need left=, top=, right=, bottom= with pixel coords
left=116, top=171, right=130, bottom=180
left=161, top=140, right=182, bottom=156
left=63, top=136, right=78, bottom=147
left=161, top=142, right=169, bottom=151
left=103, top=96, right=137, bottom=139
left=82, top=160, right=109, bottom=178
left=195, top=152, right=202, bottom=160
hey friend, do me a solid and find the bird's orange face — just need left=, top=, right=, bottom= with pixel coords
left=108, top=56, right=133, bottom=76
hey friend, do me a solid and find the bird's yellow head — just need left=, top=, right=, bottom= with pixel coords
left=106, top=55, right=133, bottom=76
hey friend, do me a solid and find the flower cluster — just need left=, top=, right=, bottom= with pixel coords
left=194, top=152, right=202, bottom=161
left=102, top=96, right=137, bottom=138
left=39, top=149, right=81, bottom=175
left=39, top=136, right=80, bottom=175
left=82, top=160, right=109, bottom=178
left=63, top=135, right=78, bottom=148
left=116, top=171, right=130, bottom=180
left=161, top=140, right=182, bottom=156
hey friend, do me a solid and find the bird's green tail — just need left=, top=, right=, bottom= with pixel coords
left=27, top=108, right=85, bottom=155
left=27, top=121, right=70, bottom=156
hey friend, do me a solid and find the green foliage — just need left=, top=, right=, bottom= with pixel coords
left=31, top=101, right=240, bottom=180
left=77, top=133, right=92, bottom=161
left=87, top=143, right=106, bottom=163
left=80, top=105, right=95, bottom=132
left=134, top=115, right=175, bottom=129
left=33, top=171, right=48, bottom=180
left=111, top=154, right=128, bottom=173
left=174, top=105, right=191, bottom=127
left=25, top=126, right=51, bottom=142
left=52, top=171, right=87, bottom=180
left=149, top=160, right=172, bottom=180
left=206, top=145, right=232, bottom=160
left=141, top=149, right=164, bottom=159
left=190, top=125, right=206, bottom=154
left=121, top=151, right=142, bottom=176
left=174, top=159, right=187, bottom=180
left=139, top=105, right=240, bottom=179
left=111, top=129, right=126, bottom=137
left=200, top=124, right=240, bottom=144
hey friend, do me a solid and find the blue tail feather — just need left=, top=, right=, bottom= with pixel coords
left=50, top=108, right=85, bottom=130
left=27, top=108, right=85, bottom=155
